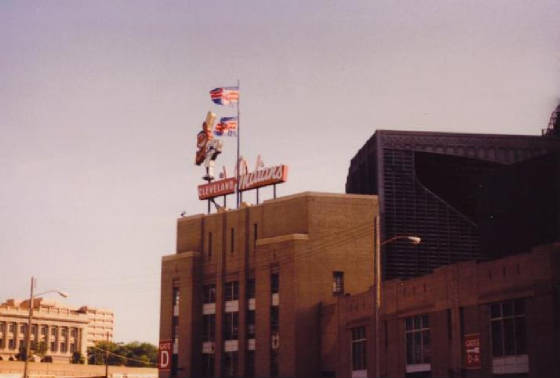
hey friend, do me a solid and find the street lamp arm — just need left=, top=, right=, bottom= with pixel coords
left=35, top=290, right=69, bottom=298
left=381, top=235, right=421, bottom=246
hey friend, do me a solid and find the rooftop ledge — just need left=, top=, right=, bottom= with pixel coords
left=256, top=233, right=309, bottom=246
left=162, top=251, right=200, bottom=261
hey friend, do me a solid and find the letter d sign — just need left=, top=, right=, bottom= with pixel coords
left=158, top=340, right=172, bottom=370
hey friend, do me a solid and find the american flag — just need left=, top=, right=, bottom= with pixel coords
left=214, top=117, right=238, bottom=137
left=209, top=87, right=239, bottom=106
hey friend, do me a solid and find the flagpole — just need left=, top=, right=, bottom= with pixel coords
left=236, top=79, right=240, bottom=208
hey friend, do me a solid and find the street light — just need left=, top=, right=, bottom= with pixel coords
left=374, top=223, right=421, bottom=378
left=23, top=277, right=68, bottom=378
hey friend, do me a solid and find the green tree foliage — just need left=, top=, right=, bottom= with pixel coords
left=71, top=351, right=85, bottom=364
left=87, top=341, right=157, bottom=367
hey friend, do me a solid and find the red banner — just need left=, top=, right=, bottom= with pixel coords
left=464, top=333, right=481, bottom=369
left=158, top=340, right=172, bottom=370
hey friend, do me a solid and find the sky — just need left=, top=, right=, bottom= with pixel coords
left=1, top=0, right=559, bottom=344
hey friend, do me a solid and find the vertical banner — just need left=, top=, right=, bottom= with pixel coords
left=158, top=340, right=172, bottom=370
left=464, top=333, right=481, bottom=369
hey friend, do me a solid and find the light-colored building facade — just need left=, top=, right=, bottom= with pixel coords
left=78, top=306, right=114, bottom=347
left=0, top=299, right=114, bottom=363
left=159, top=192, right=379, bottom=378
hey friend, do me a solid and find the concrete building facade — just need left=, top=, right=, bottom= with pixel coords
left=159, top=192, right=379, bottom=378
left=0, top=299, right=114, bottom=362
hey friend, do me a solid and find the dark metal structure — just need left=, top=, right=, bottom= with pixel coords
left=346, top=130, right=560, bottom=280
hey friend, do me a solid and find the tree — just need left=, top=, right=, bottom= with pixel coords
left=71, top=351, right=85, bottom=364
left=87, top=341, right=157, bottom=367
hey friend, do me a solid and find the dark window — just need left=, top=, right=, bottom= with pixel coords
left=405, top=314, right=431, bottom=365
left=271, top=273, right=279, bottom=294
left=71, top=328, right=77, bottom=337
left=333, top=271, right=344, bottom=295
left=224, top=281, right=239, bottom=301
left=247, top=279, right=255, bottom=299
left=271, top=350, right=279, bottom=377
left=9, top=323, right=15, bottom=333
left=41, top=326, right=47, bottom=336
left=490, top=299, right=526, bottom=357
left=61, top=328, right=67, bottom=337
left=202, top=315, right=215, bottom=342
left=60, top=342, right=67, bottom=353
left=247, top=310, right=256, bottom=338
left=70, top=343, right=76, bottom=353
left=208, top=232, right=213, bottom=258
left=51, top=327, right=57, bottom=336
left=203, top=284, right=216, bottom=304
left=9, top=339, right=15, bottom=350
left=224, top=312, right=239, bottom=340
left=223, top=351, right=238, bottom=378
left=201, top=353, right=214, bottom=378
left=351, top=327, right=367, bottom=371
left=271, top=307, right=279, bottom=333
left=247, top=350, right=255, bottom=378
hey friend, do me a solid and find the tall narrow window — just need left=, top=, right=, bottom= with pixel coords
left=271, top=273, right=279, bottom=294
left=202, top=315, right=216, bottom=341
left=201, top=354, right=214, bottom=378
left=247, top=310, right=256, bottom=338
left=490, top=299, right=526, bottom=357
left=224, top=281, right=239, bottom=301
left=351, top=327, right=367, bottom=372
left=173, top=287, right=180, bottom=316
left=203, top=284, right=216, bottom=304
left=332, top=271, right=344, bottom=295
left=223, top=351, right=238, bottom=377
left=224, top=312, right=239, bottom=340
left=247, top=279, right=255, bottom=299
left=208, top=232, right=213, bottom=259
left=271, top=307, right=279, bottom=333
left=405, top=314, right=431, bottom=365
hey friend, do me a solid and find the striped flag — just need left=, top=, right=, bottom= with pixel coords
left=209, top=87, right=239, bottom=106
left=214, top=117, right=238, bottom=137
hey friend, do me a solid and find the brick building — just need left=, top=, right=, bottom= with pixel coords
left=158, top=192, right=379, bottom=378
left=325, top=243, right=560, bottom=378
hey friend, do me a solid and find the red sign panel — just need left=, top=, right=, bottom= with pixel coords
left=239, top=165, right=288, bottom=191
left=197, top=165, right=288, bottom=200
left=464, top=333, right=481, bottom=369
left=158, top=340, right=172, bottom=371
left=198, top=178, right=236, bottom=200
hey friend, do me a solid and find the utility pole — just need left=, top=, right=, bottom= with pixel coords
left=105, top=332, right=109, bottom=378
left=23, top=277, right=35, bottom=378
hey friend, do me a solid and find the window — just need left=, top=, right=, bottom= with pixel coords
left=271, top=307, right=279, bottom=333
left=61, top=328, right=68, bottom=337
left=223, top=351, right=238, bottom=378
left=351, top=327, right=367, bottom=371
left=247, top=279, right=255, bottom=299
left=247, top=310, right=256, bottom=338
left=201, top=354, right=214, bottom=378
left=202, top=315, right=215, bottom=341
left=490, top=299, right=526, bottom=357
left=333, top=271, right=344, bottom=295
left=224, top=281, right=239, bottom=301
left=71, top=328, right=77, bottom=338
left=20, top=324, right=27, bottom=335
left=50, top=341, right=56, bottom=352
left=31, top=325, right=37, bottom=334
left=9, top=323, right=15, bottom=333
left=0, top=322, right=4, bottom=332
left=224, top=312, right=239, bottom=340
left=208, top=232, right=213, bottom=259
left=247, top=350, right=255, bottom=378
left=253, top=223, right=258, bottom=249
left=173, top=287, right=180, bottom=316
left=9, top=339, right=15, bottom=350
left=203, top=284, right=216, bottom=304
left=60, top=342, right=67, bottom=353
left=271, top=273, right=279, bottom=294
left=51, top=327, right=57, bottom=336
left=405, top=315, right=431, bottom=365
left=70, top=343, right=76, bottom=353
left=271, top=350, right=279, bottom=378
left=41, top=326, right=47, bottom=336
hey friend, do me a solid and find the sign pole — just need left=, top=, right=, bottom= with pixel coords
left=236, top=79, right=240, bottom=208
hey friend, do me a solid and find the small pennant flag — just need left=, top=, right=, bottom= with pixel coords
left=214, top=117, right=238, bottom=137
left=209, top=87, right=239, bottom=106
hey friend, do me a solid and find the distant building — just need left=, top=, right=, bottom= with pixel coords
left=324, top=243, right=560, bottom=378
left=0, top=299, right=114, bottom=362
left=159, top=192, right=378, bottom=378
left=78, top=306, right=115, bottom=348
left=346, top=130, right=560, bottom=280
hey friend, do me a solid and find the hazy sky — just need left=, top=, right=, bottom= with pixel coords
left=1, top=1, right=559, bottom=344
